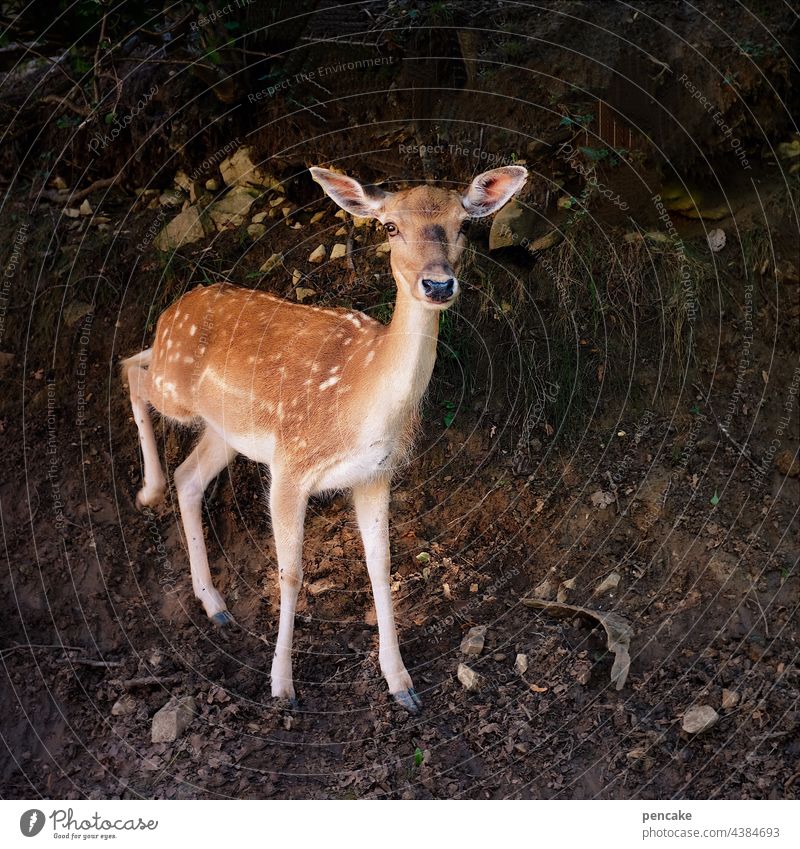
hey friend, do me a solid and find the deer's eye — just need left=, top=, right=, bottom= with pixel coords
left=385, top=222, right=398, bottom=236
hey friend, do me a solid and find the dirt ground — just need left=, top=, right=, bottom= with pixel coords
left=1, top=1, right=798, bottom=800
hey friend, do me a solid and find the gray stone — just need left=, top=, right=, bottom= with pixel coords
left=681, top=704, right=719, bottom=734
left=219, top=146, right=282, bottom=191
left=155, top=206, right=208, bottom=251
left=208, top=186, right=258, bottom=231
left=460, top=626, right=486, bottom=657
left=151, top=696, right=196, bottom=743
left=457, top=663, right=480, bottom=690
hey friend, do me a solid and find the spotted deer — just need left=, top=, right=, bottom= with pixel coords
left=122, top=164, right=527, bottom=712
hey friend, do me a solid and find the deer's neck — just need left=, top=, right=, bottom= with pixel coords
left=371, top=289, right=439, bottom=418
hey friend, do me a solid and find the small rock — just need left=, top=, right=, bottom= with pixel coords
left=681, top=704, right=719, bottom=734
left=64, top=207, right=80, bottom=218
left=557, top=576, right=576, bottom=603
left=334, top=209, right=347, bottom=220
left=174, top=170, right=192, bottom=192
left=260, top=253, right=283, bottom=274
left=79, top=199, right=93, bottom=216
left=151, top=696, right=196, bottom=743
left=308, top=245, right=326, bottom=263
left=281, top=206, right=292, bottom=218
left=594, top=571, right=621, bottom=596
left=208, top=185, right=258, bottom=230
left=52, top=176, right=68, bottom=190
left=310, top=211, right=326, bottom=223
left=375, top=241, right=391, bottom=255
left=457, top=663, right=480, bottom=690
left=291, top=269, right=302, bottom=286
left=247, top=223, right=266, bottom=240
left=721, top=689, right=740, bottom=710
left=707, top=228, right=726, bottom=252
left=111, top=695, right=137, bottom=716
left=335, top=226, right=348, bottom=236
left=460, top=626, right=486, bottom=657
left=775, top=450, right=799, bottom=478
left=590, top=490, right=615, bottom=509
left=533, top=572, right=556, bottom=600
left=295, top=287, right=316, bottom=302
left=352, top=215, right=370, bottom=228
left=159, top=189, right=183, bottom=207
left=155, top=206, right=209, bottom=251
left=219, top=145, right=282, bottom=191
left=514, top=653, right=528, bottom=675
left=330, top=243, right=347, bottom=260
left=204, top=178, right=219, bottom=191
left=252, top=211, right=268, bottom=224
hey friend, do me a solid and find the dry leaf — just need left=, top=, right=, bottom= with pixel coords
left=521, top=597, right=633, bottom=690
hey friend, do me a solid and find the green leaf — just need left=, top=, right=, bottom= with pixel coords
left=710, top=491, right=720, bottom=506
left=413, top=747, right=424, bottom=768
left=415, top=552, right=430, bottom=564
left=579, top=146, right=610, bottom=161
left=690, top=404, right=700, bottom=415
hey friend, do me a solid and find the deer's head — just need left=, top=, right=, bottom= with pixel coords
left=310, top=165, right=528, bottom=310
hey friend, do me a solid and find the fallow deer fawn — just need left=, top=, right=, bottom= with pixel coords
left=123, top=164, right=527, bottom=712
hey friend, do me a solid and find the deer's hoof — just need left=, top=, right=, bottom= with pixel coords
left=392, top=687, right=422, bottom=714
left=210, top=610, right=235, bottom=628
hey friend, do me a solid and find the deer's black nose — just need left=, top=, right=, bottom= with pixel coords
left=421, top=278, right=455, bottom=302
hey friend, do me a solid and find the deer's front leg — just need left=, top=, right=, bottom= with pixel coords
left=269, top=474, right=308, bottom=702
left=353, top=476, right=421, bottom=714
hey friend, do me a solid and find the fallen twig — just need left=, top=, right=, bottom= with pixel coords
left=117, top=674, right=183, bottom=689
left=40, top=175, right=121, bottom=204
left=692, top=382, right=762, bottom=472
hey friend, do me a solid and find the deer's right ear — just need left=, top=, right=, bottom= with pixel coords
left=309, top=167, right=388, bottom=218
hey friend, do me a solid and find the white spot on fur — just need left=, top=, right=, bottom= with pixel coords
left=365, top=350, right=375, bottom=364
left=189, top=325, right=196, bottom=336
left=319, top=376, right=340, bottom=390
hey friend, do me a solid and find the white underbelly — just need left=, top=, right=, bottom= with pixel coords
left=311, top=442, right=395, bottom=493
left=206, top=421, right=277, bottom=465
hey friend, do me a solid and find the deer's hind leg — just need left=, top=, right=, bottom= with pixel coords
left=173, top=427, right=237, bottom=626
left=123, top=349, right=166, bottom=509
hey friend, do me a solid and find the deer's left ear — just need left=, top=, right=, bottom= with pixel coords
left=462, top=166, right=528, bottom=217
